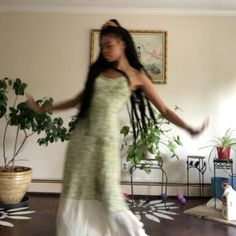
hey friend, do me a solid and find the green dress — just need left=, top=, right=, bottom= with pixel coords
left=57, top=75, right=148, bottom=236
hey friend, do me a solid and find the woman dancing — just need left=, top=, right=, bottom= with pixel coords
left=27, top=19, right=208, bottom=236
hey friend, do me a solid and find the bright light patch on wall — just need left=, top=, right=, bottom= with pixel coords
left=217, top=77, right=236, bottom=134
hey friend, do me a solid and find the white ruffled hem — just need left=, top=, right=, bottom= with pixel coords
left=57, top=198, right=149, bottom=236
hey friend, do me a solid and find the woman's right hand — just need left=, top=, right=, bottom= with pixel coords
left=26, top=94, right=44, bottom=114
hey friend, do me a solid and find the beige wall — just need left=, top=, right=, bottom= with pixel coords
left=0, top=12, right=236, bottom=190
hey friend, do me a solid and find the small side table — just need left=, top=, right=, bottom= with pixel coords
left=186, top=155, right=206, bottom=197
left=213, top=158, right=233, bottom=207
left=130, top=159, right=168, bottom=208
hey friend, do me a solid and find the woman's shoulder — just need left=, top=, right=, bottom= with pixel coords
left=132, top=68, right=149, bottom=82
left=126, top=68, right=150, bottom=91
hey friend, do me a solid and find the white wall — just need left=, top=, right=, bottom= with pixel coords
left=0, top=11, right=236, bottom=193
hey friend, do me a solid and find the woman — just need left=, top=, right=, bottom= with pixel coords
left=27, top=19, right=208, bottom=236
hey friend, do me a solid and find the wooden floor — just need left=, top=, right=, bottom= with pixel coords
left=0, top=194, right=236, bottom=236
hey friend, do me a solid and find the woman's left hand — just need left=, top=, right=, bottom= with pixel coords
left=26, top=94, right=45, bottom=114
left=187, top=118, right=209, bottom=136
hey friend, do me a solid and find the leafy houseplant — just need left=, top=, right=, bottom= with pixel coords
left=0, top=77, right=73, bottom=204
left=120, top=109, right=183, bottom=173
left=201, top=129, right=236, bottom=162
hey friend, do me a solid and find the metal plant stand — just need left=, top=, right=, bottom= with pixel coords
left=186, top=155, right=206, bottom=197
left=129, top=159, right=168, bottom=209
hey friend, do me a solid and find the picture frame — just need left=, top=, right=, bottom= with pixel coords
left=90, top=29, right=167, bottom=84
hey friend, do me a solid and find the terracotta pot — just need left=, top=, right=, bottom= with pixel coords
left=0, top=166, right=32, bottom=204
left=217, top=146, right=231, bottom=160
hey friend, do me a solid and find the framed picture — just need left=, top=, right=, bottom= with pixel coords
left=90, top=29, right=167, bottom=84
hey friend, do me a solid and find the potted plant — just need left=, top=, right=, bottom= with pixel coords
left=120, top=109, right=183, bottom=173
left=201, top=128, right=236, bottom=163
left=0, top=77, right=72, bottom=205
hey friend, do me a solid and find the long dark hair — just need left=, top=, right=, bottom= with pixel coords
left=76, top=20, right=157, bottom=143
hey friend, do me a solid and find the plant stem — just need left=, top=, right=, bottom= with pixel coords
left=6, top=130, right=36, bottom=167
left=13, top=95, right=18, bottom=108
left=6, top=95, right=19, bottom=171
left=15, top=130, right=35, bottom=157
left=2, top=121, right=9, bottom=170
left=11, top=125, right=20, bottom=172
left=4, top=114, right=9, bottom=122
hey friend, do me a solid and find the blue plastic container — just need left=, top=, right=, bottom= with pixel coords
left=211, top=177, right=229, bottom=199
left=229, top=175, right=236, bottom=191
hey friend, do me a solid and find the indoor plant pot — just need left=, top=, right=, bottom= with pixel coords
left=217, top=146, right=231, bottom=160
left=0, top=166, right=32, bottom=204
left=0, top=77, right=73, bottom=204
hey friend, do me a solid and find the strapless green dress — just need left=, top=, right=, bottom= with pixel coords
left=57, top=75, right=148, bottom=236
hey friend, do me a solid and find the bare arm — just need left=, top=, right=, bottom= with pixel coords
left=26, top=90, right=84, bottom=114
left=139, top=74, right=208, bottom=136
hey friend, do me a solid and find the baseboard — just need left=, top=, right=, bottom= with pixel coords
left=29, top=179, right=212, bottom=197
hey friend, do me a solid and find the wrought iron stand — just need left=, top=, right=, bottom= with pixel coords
left=129, top=159, right=168, bottom=209
left=186, top=155, right=206, bottom=197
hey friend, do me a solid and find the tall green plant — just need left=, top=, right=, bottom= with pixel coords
left=0, top=77, right=73, bottom=172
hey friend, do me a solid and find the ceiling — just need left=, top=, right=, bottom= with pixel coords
left=0, top=0, right=236, bottom=14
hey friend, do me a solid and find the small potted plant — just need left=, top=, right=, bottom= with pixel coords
left=201, top=129, right=236, bottom=162
left=120, top=109, right=183, bottom=173
left=0, top=77, right=73, bottom=205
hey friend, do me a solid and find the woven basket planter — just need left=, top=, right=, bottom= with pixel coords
left=0, top=166, right=32, bottom=204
